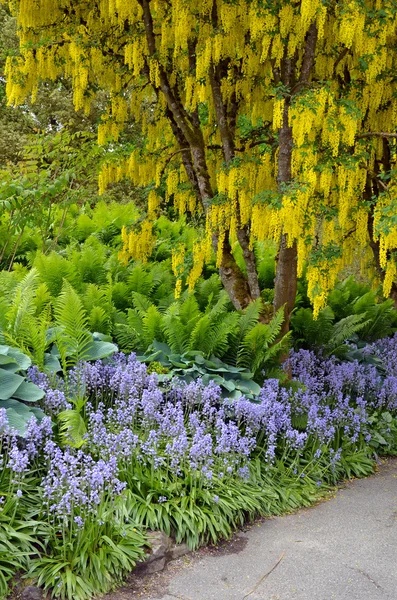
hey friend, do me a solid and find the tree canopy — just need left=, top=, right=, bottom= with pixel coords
left=3, top=0, right=397, bottom=327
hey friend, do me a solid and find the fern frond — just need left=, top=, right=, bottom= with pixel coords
left=58, top=409, right=87, bottom=448
left=128, top=266, right=154, bottom=296
left=237, top=308, right=286, bottom=376
left=189, top=314, right=214, bottom=356
left=207, top=312, right=240, bottom=357
left=326, top=313, right=369, bottom=357
left=291, top=306, right=334, bottom=349
left=223, top=299, right=262, bottom=365
left=131, top=292, right=155, bottom=315
left=6, top=268, right=40, bottom=339
left=54, top=280, right=91, bottom=369
left=162, top=304, right=190, bottom=353
left=142, top=305, right=163, bottom=350
left=89, top=306, right=111, bottom=335
left=196, top=274, right=222, bottom=310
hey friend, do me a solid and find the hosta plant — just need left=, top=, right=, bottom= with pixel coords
left=0, top=345, right=45, bottom=435
left=139, top=343, right=261, bottom=401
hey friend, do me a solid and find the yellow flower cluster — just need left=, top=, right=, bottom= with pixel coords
left=119, top=221, right=154, bottom=265
left=186, top=233, right=212, bottom=292
left=171, top=245, right=185, bottom=298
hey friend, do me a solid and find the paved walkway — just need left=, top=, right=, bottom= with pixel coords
left=113, top=458, right=397, bottom=600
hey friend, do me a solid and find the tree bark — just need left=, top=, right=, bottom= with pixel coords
left=273, top=78, right=297, bottom=333
left=274, top=237, right=298, bottom=336
left=273, top=25, right=317, bottom=334
left=214, top=235, right=253, bottom=310
left=236, top=227, right=261, bottom=300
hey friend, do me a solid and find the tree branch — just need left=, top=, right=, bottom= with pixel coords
left=139, top=0, right=196, bottom=145
left=357, top=132, right=397, bottom=139
left=209, top=63, right=235, bottom=163
left=291, top=22, right=318, bottom=94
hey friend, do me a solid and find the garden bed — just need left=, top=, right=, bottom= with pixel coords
left=1, top=333, right=397, bottom=599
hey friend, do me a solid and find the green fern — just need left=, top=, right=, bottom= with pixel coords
left=128, top=266, right=154, bottom=296
left=5, top=269, right=40, bottom=340
left=131, top=291, right=155, bottom=314
left=325, top=313, right=370, bottom=357
left=291, top=306, right=335, bottom=349
left=58, top=409, right=87, bottom=448
left=225, top=298, right=262, bottom=365
left=237, top=307, right=288, bottom=377
left=142, top=305, right=164, bottom=348
left=114, top=308, right=146, bottom=352
left=358, top=299, right=397, bottom=341
left=207, top=312, right=240, bottom=357
left=34, top=252, right=75, bottom=296
left=162, top=303, right=192, bottom=354
left=195, top=274, right=223, bottom=310
left=54, top=281, right=92, bottom=371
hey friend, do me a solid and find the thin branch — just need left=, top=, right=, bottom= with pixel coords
left=139, top=0, right=196, bottom=145
left=357, top=132, right=397, bottom=139
left=333, top=47, right=350, bottom=72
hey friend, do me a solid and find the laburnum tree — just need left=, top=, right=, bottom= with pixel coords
left=3, top=0, right=397, bottom=332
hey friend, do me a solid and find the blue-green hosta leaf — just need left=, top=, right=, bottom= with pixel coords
left=170, top=360, right=188, bottom=368
left=156, top=373, right=172, bottom=383
left=0, top=371, right=24, bottom=400
left=237, top=371, right=255, bottom=380
left=84, top=340, right=118, bottom=361
left=29, top=407, right=46, bottom=422
left=201, top=374, right=225, bottom=386
left=193, top=354, right=205, bottom=364
left=223, top=389, right=242, bottom=400
left=151, top=340, right=172, bottom=354
left=221, top=379, right=236, bottom=392
left=3, top=407, right=28, bottom=435
left=0, top=355, right=17, bottom=366
left=92, top=332, right=113, bottom=342
left=12, top=381, right=45, bottom=402
left=0, top=399, right=45, bottom=436
left=235, top=379, right=261, bottom=395
left=44, top=353, right=61, bottom=373
left=0, top=355, right=20, bottom=373
left=6, top=348, right=31, bottom=371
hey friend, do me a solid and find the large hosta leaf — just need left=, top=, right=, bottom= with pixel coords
left=0, top=399, right=45, bottom=436
left=0, top=370, right=24, bottom=400
left=84, top=340, right=118, bottom=361
left=12, top=381, right=45, bottom=402
left=6, top=347, right=31, bottom=371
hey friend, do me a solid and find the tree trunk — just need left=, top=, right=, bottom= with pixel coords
left=273, top=87, right=297, bottom=333
left=213, top=234, right=253, bottom=310
left=273, top=25, right=317, bottom=333
left=236, top=227, right=261, bottom=300
left=274, top=236, right=298, bottom=336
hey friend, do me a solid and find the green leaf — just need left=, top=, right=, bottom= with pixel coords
left=12, top=381, right=45, bottom=402
left=6, top=348, right=32, bottom=371
left=4, top=408, right=28, bottom=435
left=43, top=353, right=62, bottom=373
left=235, top=379, right=261, bottom=395
left=84, top=340, right=118, bottom=361
left=0, top=371, right=24, bottom=400
left=221, top=379, right=236, bottom=392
